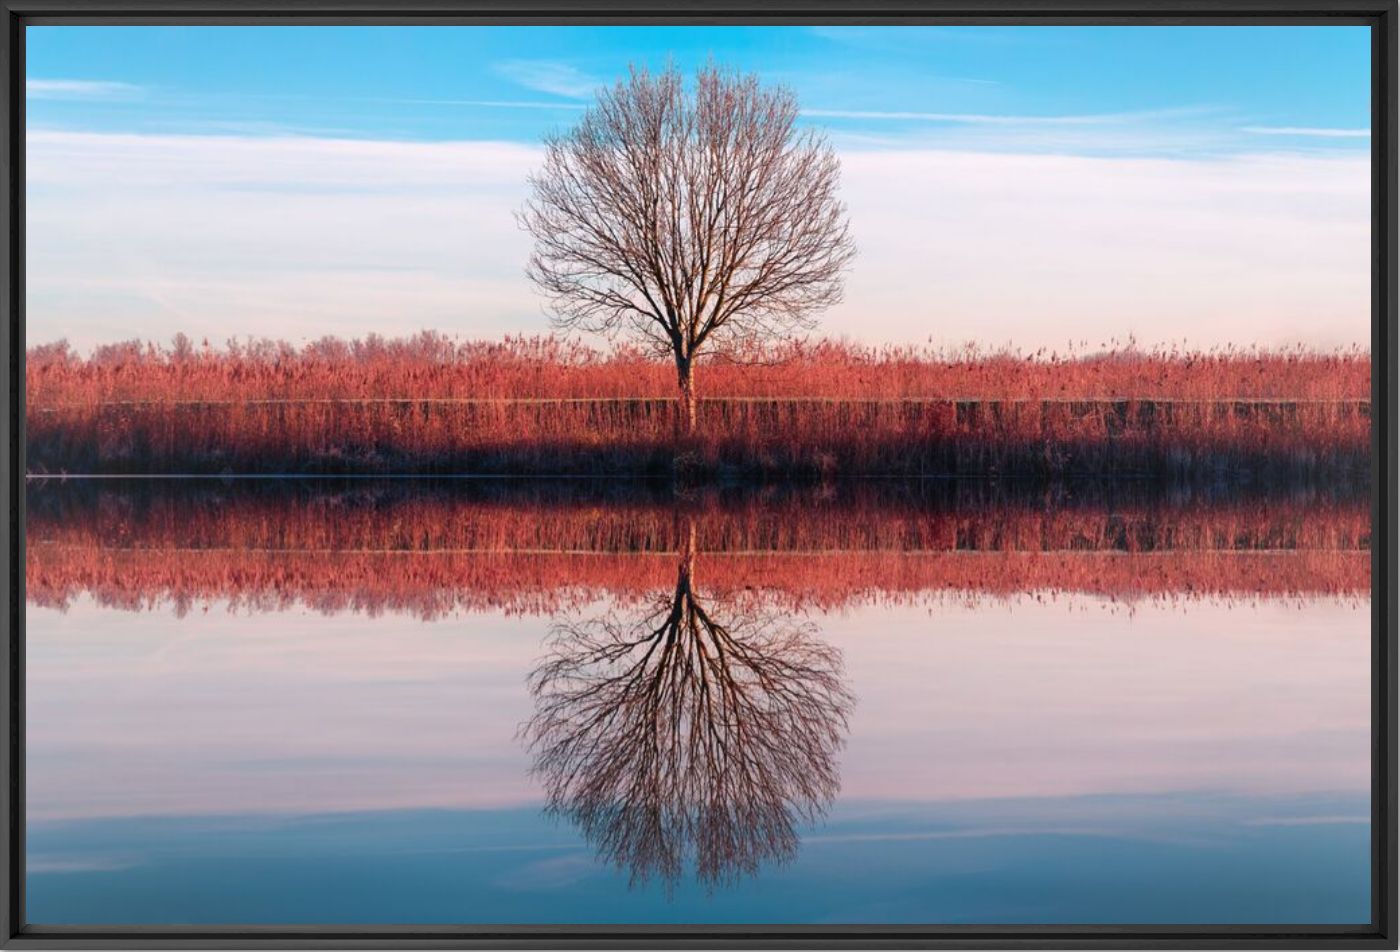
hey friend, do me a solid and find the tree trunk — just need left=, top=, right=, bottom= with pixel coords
left=677, top=360, right=698, bottom=436
left=677, top=516, right=697, bottom=596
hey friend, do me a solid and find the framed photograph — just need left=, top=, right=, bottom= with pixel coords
left=1, top=1, right=1395, bottom=948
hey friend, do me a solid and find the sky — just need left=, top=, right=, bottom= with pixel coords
left=25, top=25, right=1373, bottom=353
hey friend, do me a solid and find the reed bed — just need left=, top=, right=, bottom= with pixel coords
left=25, top=335, right=1371, bottom=478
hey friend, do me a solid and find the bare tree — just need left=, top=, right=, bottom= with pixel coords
left=519, top=63, right=855, bottom=434
left=522, top=522, right=853, bottom=891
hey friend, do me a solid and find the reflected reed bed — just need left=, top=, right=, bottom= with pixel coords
left=26, top=478, right=1370, bottom=617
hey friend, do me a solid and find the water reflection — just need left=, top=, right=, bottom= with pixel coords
left=25, top=478, right=1371, bottom=616
left=23, top=477, right=1372, bottom=915
left=524, top=524, right=853, bottom=890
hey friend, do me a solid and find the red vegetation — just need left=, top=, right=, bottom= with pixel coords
left=26, top=481, right=1370, bottom=618
left=25, top=335, right=1371, bottom=477
left=26, top=334, right=1371, bottom=403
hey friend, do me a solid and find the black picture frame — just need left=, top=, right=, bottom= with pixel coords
left=1, top=2, right=1395, bottom=947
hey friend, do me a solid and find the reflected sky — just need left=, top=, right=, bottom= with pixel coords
left=25, top=480, right=1372, bottom=925
left=28, top=793, right=1370, bottom=925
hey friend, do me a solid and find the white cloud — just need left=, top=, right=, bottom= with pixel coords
left=807, top=106, right=1296, bottom=158
left=25, top=128, right=1370, bottom=354
left=28, top=131, right=542, bottom=350
left=827, top=147, right=1369, bottom=352
left=1241, top=125, right=1371, bottom=139
left=805, top=106, right=1206, bottom=127
left=494, top=60, right=603, bottom=100
left=26, top=78, right=142, bottom=101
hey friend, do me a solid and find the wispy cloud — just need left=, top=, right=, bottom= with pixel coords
left=26, top=78, right=142, bottom=101
left=494, top=60, right=603, bottom=100
left=370, top=97, right=587, bottom=111
left=804, top=106, right=1212, bottom=127
left=1241, top=125, right=1371, bottom=139
left=806, top=105, right=1250, bottom=158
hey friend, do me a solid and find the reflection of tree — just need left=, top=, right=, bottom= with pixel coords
left=523, top=526, right=853, bottom=891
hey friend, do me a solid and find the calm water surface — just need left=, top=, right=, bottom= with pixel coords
left=25, top=480, right=1372, bottom=924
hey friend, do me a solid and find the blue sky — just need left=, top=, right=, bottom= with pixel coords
left=28, top=25, right=1372, bottom=152
left=24, top=26, right=1374, bottom=352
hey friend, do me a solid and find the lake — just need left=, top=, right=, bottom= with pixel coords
left=24, top=478, right=1372, bottom=925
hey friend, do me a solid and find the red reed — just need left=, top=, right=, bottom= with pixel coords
left=25, top=335, right=1371, bottom=477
